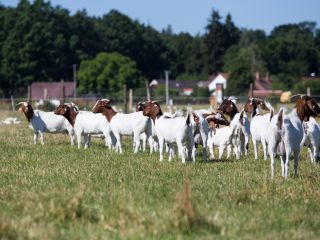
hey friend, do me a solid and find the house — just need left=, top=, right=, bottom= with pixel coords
left=31, top=81, right=75, bottom=100
left=208, top=73, right=229, bottom=92
left=251, top=72, right=282, bottom=97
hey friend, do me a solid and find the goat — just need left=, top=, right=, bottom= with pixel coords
left=193, top=109, right=229, bottom=161
left=17, top=101, right=75, bottom=145
left=244, top=98, right=274, bottom=160
left=142, top=101, right=195, bottom=163
left=207, top=110, right=246, bottom=160
left=301, top=117, right=320, bottom=163
left=217, top=99, right=250, bottom=156
left=54, top=103, right=115, bottom=149
left=266, top=95, right=320, bottom=178
left=92, top=99, right=151, bottom=154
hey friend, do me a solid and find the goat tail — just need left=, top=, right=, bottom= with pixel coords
left=185, top=105, right=193, bottom=126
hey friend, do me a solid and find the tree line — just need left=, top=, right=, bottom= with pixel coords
left=0, top=0, right=319, bottom=97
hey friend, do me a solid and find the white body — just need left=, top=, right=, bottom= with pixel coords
left=266, top=109, right=304, bottom=178
left=250, top=111, right=272, bottom=160
left=301, top=117, right=320, bottom=163
left=74, top=111, right=115, bottom=149
left=207, top=113, right=245, bottom=160
left=154, top=113, right=194, bottom=163
left=109, top=111, right=151, bottom=154
left=29, top=110, right=74, bottom=145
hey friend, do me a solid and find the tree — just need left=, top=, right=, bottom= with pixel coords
left=77, top=52, right=143, bottom=96
left=224, top=46, right=253, bottom=95
left=204, top=10, right=240, bottom=74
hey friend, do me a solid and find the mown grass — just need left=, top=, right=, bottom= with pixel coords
left=1, top=112, right=320, bottom=239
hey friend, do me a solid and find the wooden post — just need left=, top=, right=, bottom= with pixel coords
left=123, top=84, right=127, bottom=113
left=146, top=81, right=150, bottom=101
left=249, top=83, right=253, bottom=97
left=307, top=87, right=311, bottom=96
left=10, top=95, right=14, bottom=112
left=60, top=79, right=65, bottom=103
left=27, top=85, right=31, bottom=102
left=129, top=89, right=133, bottom=112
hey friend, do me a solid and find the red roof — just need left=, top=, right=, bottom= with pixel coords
left=31, top=82, right=75, bottom=99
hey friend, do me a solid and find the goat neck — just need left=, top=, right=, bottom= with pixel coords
left=61, top=105, right=78, bottom=127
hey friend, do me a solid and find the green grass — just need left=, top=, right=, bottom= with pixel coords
left=1, top=112, right=320, bottom=239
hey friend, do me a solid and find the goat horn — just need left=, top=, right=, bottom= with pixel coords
left=16, top=102, right=27, bottom=106
left=290, top=94, right=305, bottom=99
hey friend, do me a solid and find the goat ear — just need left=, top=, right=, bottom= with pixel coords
left=277, top=109, right=283, bottom=130
left=269, top=109, right=274, bottom=122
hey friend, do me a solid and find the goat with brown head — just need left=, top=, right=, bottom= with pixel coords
left=142, top=101, right=163, bottom=123
left=244, top=98, right=269, bottom=114
left=217, top=98, right=239, bottom=120
left=295, top=95, right=320, bottom=121
left=54, top=103, right=78, bottom=127
left=17, top=101, right=34, bottom=122
left=92, top=99, right=117, bottom=122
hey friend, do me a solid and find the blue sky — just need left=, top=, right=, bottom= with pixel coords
left=1, top=0, right=320, bottom=35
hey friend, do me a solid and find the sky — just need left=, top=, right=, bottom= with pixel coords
left=1, top=0, right=320, bottom=35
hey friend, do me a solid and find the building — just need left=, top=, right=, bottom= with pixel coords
left=251, top=72, right=282, bottom=97
left=208, top=73, right=229, bottom=92
left=31, top=81, right=75, bottom=100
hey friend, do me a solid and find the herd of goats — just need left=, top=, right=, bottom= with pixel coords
left=16, top=94, right=320, bottom=179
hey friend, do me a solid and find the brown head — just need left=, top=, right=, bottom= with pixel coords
left=205, top=113, right=229, bottom=129
left=54, top=103, right=78, bottom=126
left=244, top=98, right=269, bottom=114
left=142, top=101, right=163, bottom=123
left=92, top=99, right=117, bottom=122
left=295, top=95, right=320, bottom=121
left=217, top=99, right=239, bottom=120
left=17, top=101, right=34, bottom=122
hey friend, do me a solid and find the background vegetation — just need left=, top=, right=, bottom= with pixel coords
left=0, top=0, right=320, bottom=97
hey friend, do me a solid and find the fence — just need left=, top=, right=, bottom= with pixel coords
left=0, top=95, right=304, bottom=113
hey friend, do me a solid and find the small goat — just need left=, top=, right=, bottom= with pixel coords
left=266, top=95, right=320, bottom=178
left=92, top=99, right=151, bottom=154
left=244, top=98, right=274, bottom=160
left=54, top=103, right=115, bottom=149
left=142, top=101, right=195, bottom=163
left=207, top=110, right=246, bottom=160
left=17, top=101, right=75, bottom=145
left=217, top=98, right=251, bottom=156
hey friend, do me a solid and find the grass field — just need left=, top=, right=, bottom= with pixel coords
left=1, top=111, right=320, bottom=239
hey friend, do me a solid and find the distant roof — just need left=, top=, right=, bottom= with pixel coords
left=301, top=77, right=320, bottom=81
left=31, top=82, right=75, bottom=99
left=208, top=73, right=229, bottom=81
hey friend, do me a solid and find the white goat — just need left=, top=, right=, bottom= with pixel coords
left=266, top=95, right=320, bottom=178
left=142, top=101, right=195, bottom=163
left=17, top=102, right=75, bottom=145
left=92, top=99, right=152, bottom=154
left=301, top=117, right=320, bottom=163
left=244, top=98, right=274, bottom=160
left=207, top=110, right=245, bottom=160
left=54, top=104, right=115, bottom=149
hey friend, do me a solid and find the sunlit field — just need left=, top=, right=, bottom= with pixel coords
left=1, top=111, right=320, bottom=239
